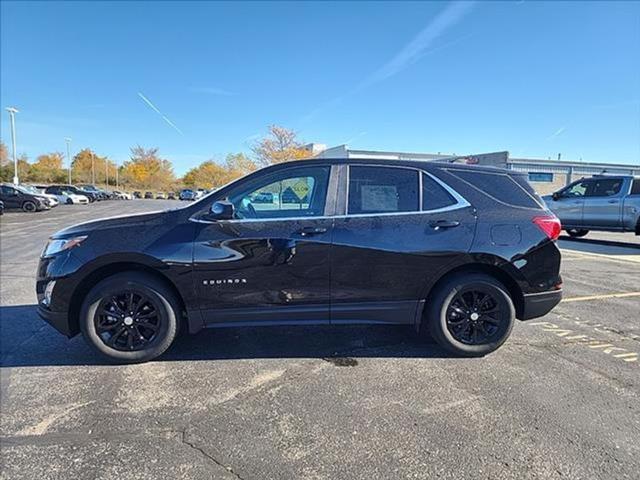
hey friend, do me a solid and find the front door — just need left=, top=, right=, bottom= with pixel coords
left=0, top=185, right=21, bottom=209
left=330, top=165, right=476, bottom=325
left=581, top=177, right=624, bottom=229
left=551, top=180, right=589, bottom=227
left=192, top=164, right=335, bottom=325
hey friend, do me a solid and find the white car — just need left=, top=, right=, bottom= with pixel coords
left=48, top=189, right=89, bottom=205
left=113, top=190, right=133, bottom=200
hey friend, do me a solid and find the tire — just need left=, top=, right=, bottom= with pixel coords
left=424, top=273, right=515, bottom=357
left=22, top=201, right=37, bottom=212
left=566, top=228, right=588, bottom=238
left=79, top=272, right=180, bottom=363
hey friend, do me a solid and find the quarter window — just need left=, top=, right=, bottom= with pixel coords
left=348, top=166, right=419, bottom=214
left=422, top=173, right=456, bottom=210
left=228, top=166, right=330, bottom=219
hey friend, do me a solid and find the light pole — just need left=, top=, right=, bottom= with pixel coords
left=105, top=158, right=108, bottom=188
left=6, top=107, right=19, bottom=185
left=115, top=159, right=119, bottom=190
left=91, top=151, right=95, bottom=185
left=64, top=137, right=72, bottom=184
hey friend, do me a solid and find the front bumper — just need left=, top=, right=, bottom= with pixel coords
left=520, top=289, right=562, bottom=320
left=37, top=304, right=74, bottom=337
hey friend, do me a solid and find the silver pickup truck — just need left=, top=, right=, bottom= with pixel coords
left=542, top=175, right=640, bottom=237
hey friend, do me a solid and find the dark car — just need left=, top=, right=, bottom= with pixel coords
left=133, top=191, right=142, bottom=199
left=78, top=185, right=109, bottom=201
left=0, top=183, right=51, bottom=212
left=0, top=199, right=4, bottom=215
left=49, top=184, right=98, bottom=202
left=36, top=158, right=562, bottom=363
left=144, top=191, right=154, bottom=199
left=167, top=192, right=177, bottom=200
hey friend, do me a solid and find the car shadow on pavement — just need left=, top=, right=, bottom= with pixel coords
left=0, top=304, right=452, bottom=368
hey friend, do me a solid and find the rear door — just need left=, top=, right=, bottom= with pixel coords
left=330, top=165, right=476, bottom=325
left=0, top=185, right=21, bottom=208
left=582, top=177, right=625, bottom=229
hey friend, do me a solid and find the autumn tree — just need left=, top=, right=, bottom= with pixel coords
left=0, top=141, right=8, bottom=165
left=120, top=146, right=175, bottom=190
left=183, top=160, right=236, bottom=189
left=31, top=152, right=66, bottom=183
left=251, top=125, right=310, bottom=166
left=71, top=149, right=116, bottom=185
left=225, top=152, right=258, bottom=176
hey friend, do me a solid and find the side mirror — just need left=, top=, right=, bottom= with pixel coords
left=209, top=200, right=234, bottom=220
left=552, top=192, right=560, bottom=201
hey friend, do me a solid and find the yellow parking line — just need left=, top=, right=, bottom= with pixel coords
left=562, top=292, right=640, bottom=303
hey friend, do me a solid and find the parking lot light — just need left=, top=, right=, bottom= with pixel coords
left=65, top=137, right=72, bottom=184
left=6, top=107, right=19, bottom=185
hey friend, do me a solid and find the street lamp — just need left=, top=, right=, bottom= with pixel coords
left=64, top=137, right=72, bottom=184
left=6, top=107, right=19, bottom=185
left=91, top=151, right=95, bottom=185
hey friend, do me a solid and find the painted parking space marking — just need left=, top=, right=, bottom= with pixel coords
left=529, top=321, right=638, bottom=363
left=562, top=292, right=640, bottom=303
left=559, top=249, right=640, bottom=265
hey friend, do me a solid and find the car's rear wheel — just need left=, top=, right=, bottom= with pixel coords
left=22, top=201, right=37, bottom=212
left=79, top=272, right=180, bottom=363
left=566, top=228, right=588, bottom=238
left=425, top=273, right=515, bottom=356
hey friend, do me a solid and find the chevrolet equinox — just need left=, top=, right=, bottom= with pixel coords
left=37, top=158, right=563, bottom=363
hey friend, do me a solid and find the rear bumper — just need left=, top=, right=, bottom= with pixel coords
left=520, top=289, right=562, bottom=320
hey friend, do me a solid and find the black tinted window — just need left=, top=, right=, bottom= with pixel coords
left=588, top=178, right=623, bottom=197
left=422, top=173, right=456, bottom=210
left=348, top=166, right=418, bottom=214
left=631, top=179, right=640, bottom=195
left=449, top=170, right=541, bottom=209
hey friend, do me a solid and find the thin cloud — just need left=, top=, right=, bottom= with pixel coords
left=190, top=86, right=234, bottom=96
left=343, top=131, right=368, bottom=145
left=137, top=92, right=184, bottom=135
left=302, top=1, right=476, bottom=123
left=546, top=126, right=566, bottom=140
left=361, top=1, right=476, bottom=89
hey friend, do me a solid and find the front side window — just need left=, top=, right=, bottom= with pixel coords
left=588, top=178, right=623, bottom=197
left=348, top=166, right=419, bottom=214
left=562, top=181, right=589, bottom=198
left=228, top=166, right=330, bottom=219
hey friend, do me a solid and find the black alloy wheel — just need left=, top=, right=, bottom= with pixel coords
left=22, top=201, right=37, bottom=212
left=94, top=291, right=163, bottom=351
left=566, top=228, right=588, bottom=238
left=445, top=288, right=502, bottom=345
left=80, top=272, right=180, bottom=363
left=425, top=273, right=515, bottom=357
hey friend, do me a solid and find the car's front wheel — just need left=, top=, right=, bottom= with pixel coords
left=80, top=272, right=180, bottom=363
left=425, top=273, right=515, bottom=357
left=22, top=200, right=37, bottom=212
left=566, top=228, right=588, bottom=238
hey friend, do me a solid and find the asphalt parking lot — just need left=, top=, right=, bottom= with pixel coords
left=1, top=201, right=639, bottom=479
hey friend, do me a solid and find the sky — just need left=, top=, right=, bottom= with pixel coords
left=1, top=0, right=639, bottom=175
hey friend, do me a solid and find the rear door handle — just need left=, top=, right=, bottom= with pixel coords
left=297, top=227, right=327, bottom=236
left=429, top=220, right=460, bottom=229
left=608, top=199, right=618, bottom=204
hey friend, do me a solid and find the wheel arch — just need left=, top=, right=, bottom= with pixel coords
left=418, top=261, right=525, bottom=329
left=67, top=261, right=188, bottom=337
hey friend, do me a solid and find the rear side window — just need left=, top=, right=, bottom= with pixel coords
left=631, top=179, right=640, bottom=195
left=348, top=166, right=418, bottom=214
left=448, top=170, right=541, bottom=209
left=587, top=178, right=623, bottom=197
left=422, top=173, right=456, bottom=210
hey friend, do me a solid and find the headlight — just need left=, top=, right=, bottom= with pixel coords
left=43, top=235, right=88, bottom=256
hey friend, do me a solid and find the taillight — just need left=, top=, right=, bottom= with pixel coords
left=533, top=215, right=561, bottom=241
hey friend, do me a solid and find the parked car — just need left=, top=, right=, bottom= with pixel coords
left=44, top=186, right=89, bottom=205
left=36, top=158, right=563, bottom=363
left=0, top=183, right=51, bottom=212
left=133, top=191, right=142, bottom=199
left=543, top=175, right=640, bottom=237
left=167, top=192, right=176, bottom=200
left=112, top=191, right=133, bottom=200
left=156, top=192, right=166, bottom=199
left=22, top=185, right=59, bottom=208
left=179, top=189, right=197, bottom=201
left=0, top=199, right=4, bottom=215
left=144, top=191, right=154, bottom=199
left=77, top=185, right=109, bottom=201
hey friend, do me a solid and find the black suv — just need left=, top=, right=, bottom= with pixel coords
left=0, top=183, right=51, bottom=212
left=36, top=159, right=562, bottom=363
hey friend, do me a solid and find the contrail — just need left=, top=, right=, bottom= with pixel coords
left=547, top=126, right=566, bottom=140
left=137, top=92, right=184, bottom=135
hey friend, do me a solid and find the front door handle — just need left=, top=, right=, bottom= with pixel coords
left=429, top=220, right=460, bottom=229
left=297, top=227, right=327, bottom=236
